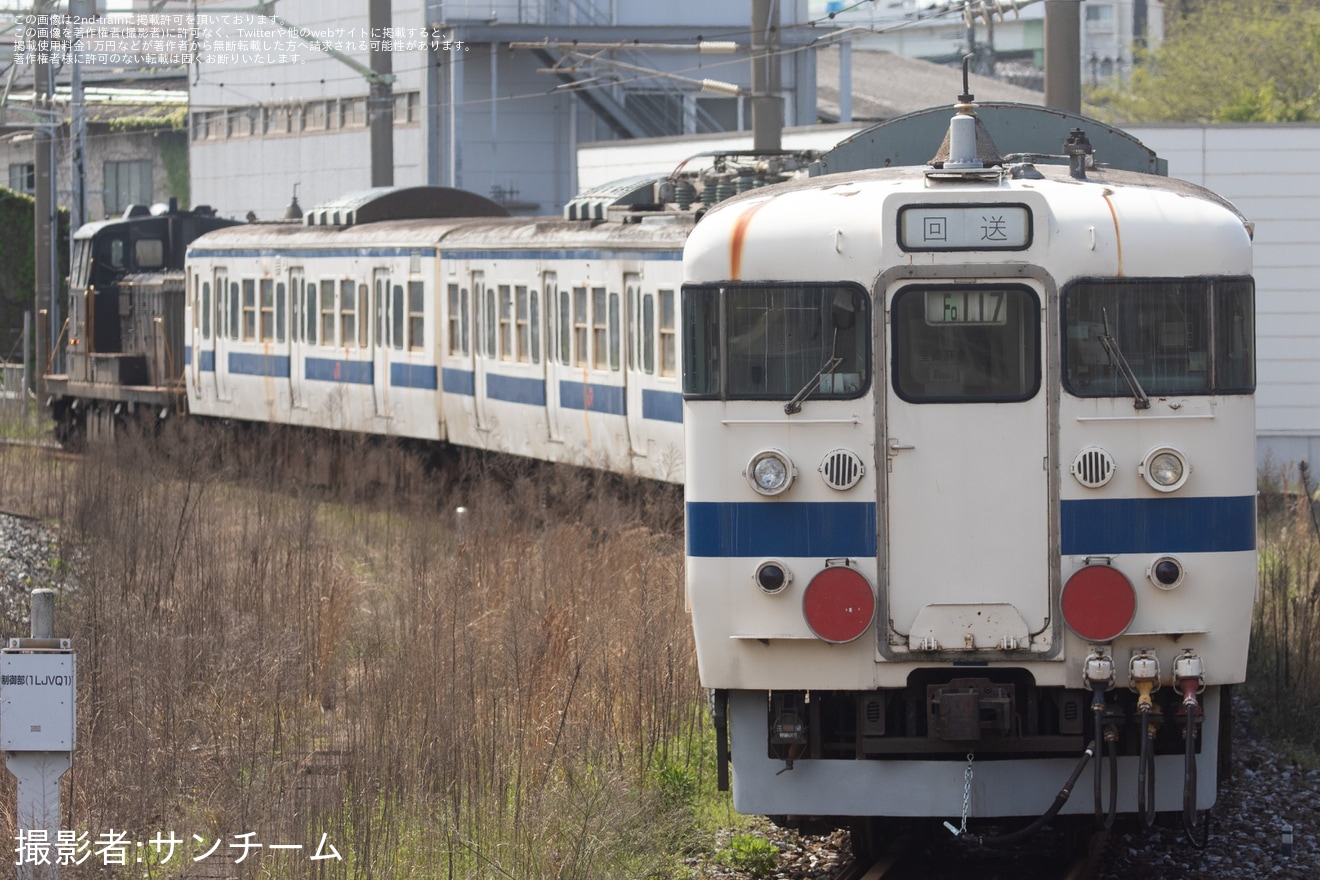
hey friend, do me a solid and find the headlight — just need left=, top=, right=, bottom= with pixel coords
left=1140, top=446, right=1190, bottom=492
left=746, top=449, right=796, bottom=496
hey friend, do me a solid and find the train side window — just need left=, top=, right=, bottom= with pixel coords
left=573, top=287, right=588, bottom=367
left=303, top=278, right=316, bottom=344
left=259, top=279, right=275, bottom=341
left=214, top=271, right=228, bottom=339
left=499, top=284, right=514, bottom=361
left=99, top=236, right=126, bottom=271
left=559, top=288, right=571, bottom=366
left=339, top=282, right=356, bottom=348
left=276, top=281, right=286, bottom=342
left=608, top=291, right=621, bottom=371
left=230, top=281, right=240, bottom=341
left=135, top=239, right=164, bottom=269
left=542, top=273, right=558, bottom=363
left=242, top=280, right=257, bottom=341
left=483, top=284, right=496, bottom=358
left=658, top=289, right=676, bottom=377
left=447, top=284, right=462, bottom=355
left=408, top=280, right=424, bottom=351
left=201, top=281, right=211, bottom=339
left=514, top=286, right=530, bottom=363
left=471, top=272, right=486, bottom=356
left=642, top=293, right=656, bottom=375
left=592, top=287, right=608, bottom=370
left=374, top=273, right=387, bottom=348
left=317, top=281, right=335, bottom=345
left=358, top=284, right=368, bottom=347
left=392, top=284, right=405, bottom=351
left=892, top=285, right=1038, bottom=403
left=529, top=289, right=540, bottom=365
left=624, top=275, right=640, bottom=371
left=288, top=271, right=304, bottom=343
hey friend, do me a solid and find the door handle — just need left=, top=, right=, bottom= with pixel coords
left=887, top=438, right=915, bottom=457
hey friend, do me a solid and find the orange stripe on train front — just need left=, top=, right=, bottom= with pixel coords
left=728, top=200, right=769, bottom=281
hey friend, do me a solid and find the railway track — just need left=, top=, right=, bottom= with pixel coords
left=834, top=822, right=1108, bottom=880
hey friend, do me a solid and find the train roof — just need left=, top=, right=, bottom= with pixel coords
left=188, top=213, right=692, bottom=255
left=723, top=160, right=1246, bottom=221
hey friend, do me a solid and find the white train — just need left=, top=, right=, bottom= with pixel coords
left=683, top=102, right=1255, bottom=849
left=182, top=188, right=695, bottom=482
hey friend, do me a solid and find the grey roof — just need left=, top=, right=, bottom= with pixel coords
left=816, top=46, right=1046, bottom=122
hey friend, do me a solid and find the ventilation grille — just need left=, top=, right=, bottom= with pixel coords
left=819, top=448, right=865, bottom=491
left=1071, top=446, right=1116, bottom=488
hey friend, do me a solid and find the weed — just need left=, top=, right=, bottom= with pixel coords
left=717, top=833, right=779, bottom=878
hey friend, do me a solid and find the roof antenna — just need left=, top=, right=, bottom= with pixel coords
left=959, top=52, right=975, bottom=105
left=944, top=54, right=981, bottom=170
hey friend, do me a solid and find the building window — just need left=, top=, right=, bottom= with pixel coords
left=394, top=91, right=420, bottom=124
left=103, top=160, right=152, bottom=217
left=8, top=163, right=34, bottom=194
left=624, top=92, right=684, bottom=137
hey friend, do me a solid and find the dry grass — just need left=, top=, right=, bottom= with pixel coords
left=0, top=423, right=706, bottom=879
left=1248, top=459, right=1320, bottom=753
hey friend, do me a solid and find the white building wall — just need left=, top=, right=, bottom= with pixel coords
left=190, top=0, right=427, bottom=221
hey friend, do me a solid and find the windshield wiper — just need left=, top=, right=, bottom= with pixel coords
left=1097, top=308, right=1151, bottom=410
left=785, top=329, right=842, bottom=415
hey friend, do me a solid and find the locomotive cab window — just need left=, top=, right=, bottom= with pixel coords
left=891, top=285, right=1040, bottom=402
left=1064, top=277, right=1255, bottom=396
left=681, top=283, right=869, bottom=400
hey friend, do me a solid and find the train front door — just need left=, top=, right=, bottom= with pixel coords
left=882, top=280, right=1051, bottom=654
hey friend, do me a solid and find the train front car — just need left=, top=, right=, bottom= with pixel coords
left=682, top=103, right=1255, bottom=846
left=47, top=202, right=239, bottom=443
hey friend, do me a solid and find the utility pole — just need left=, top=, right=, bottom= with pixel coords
left=750, top=0, right=782, bottom=151
left=68, top=0, right=95, bottom=235
left=1043, top=0, right=1081, bottom=113
left=368, top=0, right=394, bottom=187
left=33, top=0, right=59, bottom=366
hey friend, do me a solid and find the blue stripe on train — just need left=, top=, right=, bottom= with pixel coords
left=306, top=358, right=373, bottom=384
left=390, top=363, right=438, bottom=390
left=686, top=502, right=878, bottom=558
left=1060, top=495, right=1256, bottom=555
left=488, top=373, right=547, bottom=406
left=643, top=389, right=683, bottom=423
left=442, top=368, right=475, bottom=396
left=686, top=495, right=1256, bottom=559
left=560, top=381, right=625, bottom=415
left=229, top=352, right=290, bottom=377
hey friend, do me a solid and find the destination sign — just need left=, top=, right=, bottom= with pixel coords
left=899, top=204, right=1032, bottom=251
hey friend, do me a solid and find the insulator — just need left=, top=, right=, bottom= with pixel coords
left=736, top=175, right=755, bottom=193
left=675, top=181, right=696, bottom=210
left=700, top=180, right=718, bottom=207
left=716, top=179, right=736, bottom=202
